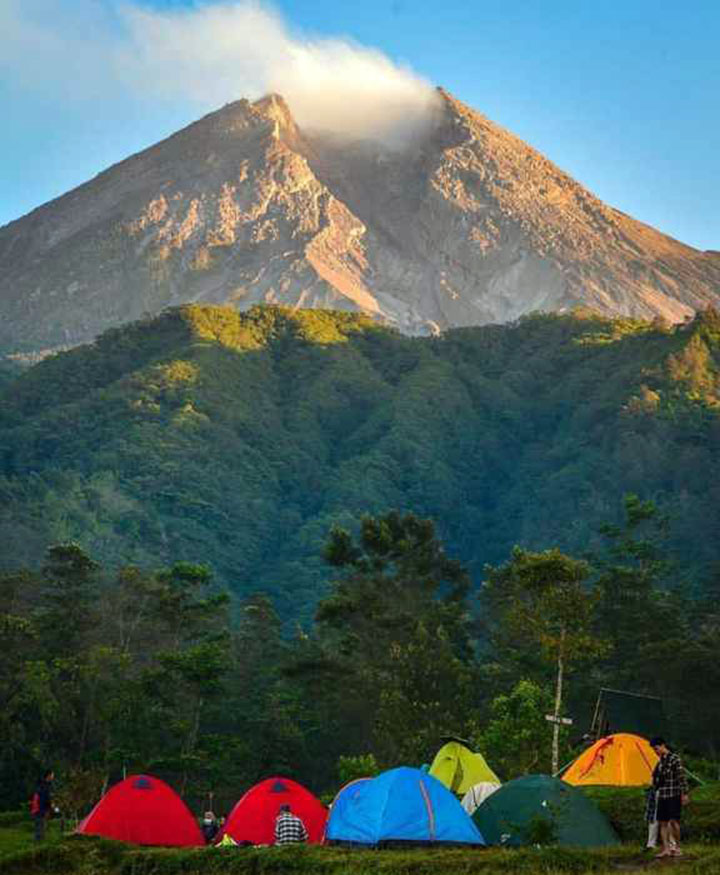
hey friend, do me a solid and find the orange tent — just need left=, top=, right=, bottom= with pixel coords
left=562, top=733, right=658, bottom=787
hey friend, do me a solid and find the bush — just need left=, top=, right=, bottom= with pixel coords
left=584, top=783, right=720, bottom=844
left=336, top=755, right=379, bottom=788
left=0, top=815, right=25, bottom=829
left=2, top=836, right=720, bottom=875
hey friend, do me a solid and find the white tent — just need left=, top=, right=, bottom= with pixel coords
left=460, top=781, right=501, bottom=815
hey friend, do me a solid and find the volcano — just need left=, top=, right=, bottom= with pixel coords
left=1, top=89, right=719, bottom=356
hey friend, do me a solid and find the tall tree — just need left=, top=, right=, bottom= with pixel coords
left=0, top=570, right=41, bottom=806
left=483, top=547, right=606, bottom=773
left=590, top=494, right=672, bottom=685
left=295, top=511, right=478, bottom=766
left=39, top=543, right=100, bottom=656
left=590, top=497, right=720, bottom=751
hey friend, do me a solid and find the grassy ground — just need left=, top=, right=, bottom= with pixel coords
left=587, top=783, right=720, bottom=844
left=3, top=786, right=720, bottom=875
left=2, top=821, right=720, bottom=875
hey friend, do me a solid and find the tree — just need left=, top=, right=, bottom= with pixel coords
left=476, top=680, right=565, bottom=779
left=39, top=543, right=100, bottom=656
left=591, top=494, right=672, bottom=683
left=590, top=498, right=720, bottom=751
left=0, top=547, right=239, bottom=808
left=138, top=563, right=231, bottom=794
left=337, top=753, right=379, bottom=786
left=320, top=511, right=472, bottom=656
left=373, top=619, right=477, bottom=764
left=295, top=511, right=478, bottom=766
left=212, top=593, right=301, bottom=788
left=483, top=547, right=606, bottom=773
left=0, top=571, right=41, bottom=807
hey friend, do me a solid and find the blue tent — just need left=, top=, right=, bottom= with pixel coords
left=326, top=767, right=484, bottom=846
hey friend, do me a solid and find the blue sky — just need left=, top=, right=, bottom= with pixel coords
left=2, top=0, right=718, bottom=250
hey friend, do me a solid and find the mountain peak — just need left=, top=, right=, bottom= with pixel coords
left=0, top=89, right=718, bottom=356
left=252, top=93, right=295, bottom=125
left=177, top=94, right=297, bottom=140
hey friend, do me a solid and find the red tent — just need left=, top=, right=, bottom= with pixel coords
left=77, top=774, right=204, bottom=847
left=221, top=777, right=327, bottom=845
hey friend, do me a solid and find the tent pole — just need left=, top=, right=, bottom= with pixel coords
left=590, top=693, right=602, bottom=740
left=553, top=756, right=575, bottom=778
left=683, top=767, right=705, bottom=786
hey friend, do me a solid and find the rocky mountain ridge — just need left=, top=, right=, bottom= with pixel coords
left=1, top=89, right=719, bottom=355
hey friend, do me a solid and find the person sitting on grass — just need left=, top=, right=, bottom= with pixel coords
left=649, top=737, right=689, bottom=858
left=201, top=810, right=219, bottom=844
left=274, top=804, right=308, bottom=846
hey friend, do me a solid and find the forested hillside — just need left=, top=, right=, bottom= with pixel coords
left=2, top=304, right=720, bottom=621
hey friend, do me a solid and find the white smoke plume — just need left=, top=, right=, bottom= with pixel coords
left=119, top=1, right=440, bottom=147
left=2, top=1, right=439, bottom=148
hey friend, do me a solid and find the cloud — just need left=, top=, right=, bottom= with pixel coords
left=118, top=1, right=440, bottom=147
left=1, top=0, right=439, bottom=148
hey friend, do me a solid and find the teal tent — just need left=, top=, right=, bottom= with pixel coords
left=472, top=774, right=619, bottom=848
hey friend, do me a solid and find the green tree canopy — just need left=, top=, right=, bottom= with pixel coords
left=483, top=547, right=607, bottom=772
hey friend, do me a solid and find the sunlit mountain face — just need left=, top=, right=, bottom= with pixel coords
left=1, top=89, right=719, bottom=358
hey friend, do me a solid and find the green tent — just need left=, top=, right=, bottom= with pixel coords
left=472, top=775, right=619, bottom=848
left=429, top=740, right=500, bottom=795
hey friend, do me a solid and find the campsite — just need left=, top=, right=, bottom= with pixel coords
left=3, top=508, right=720, bottom=873
left=3, top=788, right=720, bottom=875
left=2, top=0, right=719, bottom=871
left=3, top=734, right=720, bottom=875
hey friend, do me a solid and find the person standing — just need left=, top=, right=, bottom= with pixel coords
left=30, top=769, right=54, bottom=841
left=649, top=737, right=689, bottom=858
left=274, top=804, right=308, bottom=846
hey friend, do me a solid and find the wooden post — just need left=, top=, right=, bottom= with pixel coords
left=552, top=629, right=566, bottom=776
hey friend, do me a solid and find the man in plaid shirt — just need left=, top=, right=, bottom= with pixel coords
left=650, top=737, right=689, bottom=858
left=274, top=804, right=309, bottom=846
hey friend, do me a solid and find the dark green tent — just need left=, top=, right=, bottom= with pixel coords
left=472, top=775, right=619, bottom=848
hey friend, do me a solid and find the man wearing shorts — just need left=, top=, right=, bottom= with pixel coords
left=650, top=737, right=689, bottom=858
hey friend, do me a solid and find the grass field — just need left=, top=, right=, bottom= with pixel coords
left=2, top=818, right=720, bottom=875
left=586, top=783, right=720, bottom=845
left=3, top=785, right=719, bottom=875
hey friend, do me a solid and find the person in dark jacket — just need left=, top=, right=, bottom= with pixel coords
left=650, top=737, right=689, bottom=858
left=30, top=770, right=54, bottom=841
left=201, top=810, right=219, bottom=844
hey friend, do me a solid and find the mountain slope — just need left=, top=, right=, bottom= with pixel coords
left=1, top=92, right=718, bottom=355
left=2, top=304, right=720, bottom=621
